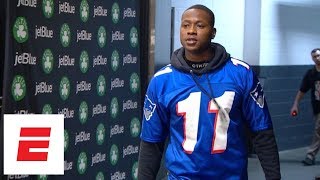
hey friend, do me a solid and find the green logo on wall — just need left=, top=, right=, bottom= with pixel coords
left=97, top=26, right=106, bottom=48
left=80, top=0, right=89, bottom=22
left=130, top=27, right=139, bottom=47
left=59, top=76, right=70, bottom=100
left=60, top=23, right=71, bottom=47
left=111, top=50, right=119, bottom=72
left=79, top=101, right=88, bottom=124
left=110, top=97, right=119, bottom=119
left=132, top=161, right=138, bottom=180
left=111, top=3, right=120, bottom=24
left=130, top=72, right=140, bottom=93
left=80, top=50, right=89, bottom=73
left=37, top=175, right=48, bottom=180
left=42, top=0, right=54, bottom=18
left=96, top=172, right=104, bottom=180
left=96, top=75, right=106, bottom=96
left=42, top=104, right=52, bottom=114
left=130, top=117, right=140, bottom=138
left=110, top=144, right=119, bottom=166
left=96, top=123, right=105, bottom=145
left=13, top=17, right=29, bottom=43
left=77, top=152, right=87, bottom=174
left=64, top=129, right=69, bottom=152
left=42, top=49, right=54, bottom=74
left=11, top=75, right=26, bottom=101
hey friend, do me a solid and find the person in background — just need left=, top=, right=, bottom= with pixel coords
left=138, top=4, right=281, bottom=180
left=291, top=48, right=320, bottom=166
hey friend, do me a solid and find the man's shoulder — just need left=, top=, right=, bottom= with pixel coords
left=225, top=57, right=251, bottom=72
left=148, top=64, right=175, bottom=87
left=153, top=64, right=174, bottom=78
left=305, top=67, right=317, bottom=76
left=230, top=57, right=250, bottom=67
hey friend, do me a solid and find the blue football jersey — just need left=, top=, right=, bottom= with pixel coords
left=141, top=58, right=273, bottom=179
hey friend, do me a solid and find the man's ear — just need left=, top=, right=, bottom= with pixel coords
left=212, top=28, right=216, bottom=39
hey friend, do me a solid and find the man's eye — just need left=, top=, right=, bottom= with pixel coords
left=197, top=24, right=204, bottom=28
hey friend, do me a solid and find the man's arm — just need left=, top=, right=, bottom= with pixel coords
left=253, top=129, right=281, bottom=180
left=138, top=140, right=165, bottom=180
left=290, top=91, right=305, bottom=114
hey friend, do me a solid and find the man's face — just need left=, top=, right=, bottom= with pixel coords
left=180, top=8, right=215, bottom=54
left=312, top=50, right=320, bottom=65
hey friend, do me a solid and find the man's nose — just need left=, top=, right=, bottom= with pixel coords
left=187, top=25, right=196, bottom=34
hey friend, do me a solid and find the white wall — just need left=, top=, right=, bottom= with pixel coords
left=154, top=0, right=172, bottom=67
left=243, top=0, right=261, bottom=65
left=211, top=0, right=245, bottom=60
left=156, top=0, right=320, bottom=67
left=260, top=0, right=320, bottom=65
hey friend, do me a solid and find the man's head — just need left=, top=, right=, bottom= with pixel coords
left=311, top=48, right=320, bottom=65
left=186, top=5, right=215, bottom=27
left=180, top=4, right=216, bottom=59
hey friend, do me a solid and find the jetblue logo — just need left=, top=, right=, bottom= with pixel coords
left=110, top=125, right=124, bottom=138
left=35, top=25, right=53, bottom=39
left=93, top=55, right=107, bottom=67
left=111, top=171, right=126, bottom=180
left=58, top=55, right=75, bottom=68
left=123, top=54, right=137, bottom=66
left=111, top=78, right=124, bottom=90
left=123, top=8, right=136, bottom=19
left=74, top=131, right=90, bottom=145
left=94, top=6, right=107, bottom=17
left=64, top=160, right=73, bottom=171
left=76, top=30, right=92, bottom=42
left=91, top=152, right=106, bottom=166
left=14, top=52, right=37, bottom=66
left=14, top=110, right=32, bottom=114
left=17, top=0, right=37, bottom=7
left=58, top=108, right=74, bottom=119
left=34, top=82, right=53, bottom=96
left=122, top=100, right=138, bottom=112
left=59, top=2, right=75, bottom=14
left=111, top=31, right=124, bottom=42
left=76, top=81, right=91, bottom=94
left=92, top=104, right=107, bottom=117
left=122, top=145, right=138, bottom=158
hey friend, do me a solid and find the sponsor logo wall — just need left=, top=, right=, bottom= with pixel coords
left=3, top=0, right=141, bottom=179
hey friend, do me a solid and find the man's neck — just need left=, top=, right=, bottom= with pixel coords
left=185, top=58, right=209, bottom=70
left=184, top=47, right=214, bottom=63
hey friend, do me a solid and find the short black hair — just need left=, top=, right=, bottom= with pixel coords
left=311, top=48, right=320, bottom=54
left=186, top=4, right=215, bottom=27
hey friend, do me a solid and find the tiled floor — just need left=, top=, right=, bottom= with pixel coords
left=248, top=147, right=320, bottom=180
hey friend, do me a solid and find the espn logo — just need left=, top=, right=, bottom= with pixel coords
left=4, top=114, right=64, bottom=175
left=17, top=127, right=51, bottom=161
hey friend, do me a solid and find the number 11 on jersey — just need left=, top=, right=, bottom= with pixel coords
left=177, top=91, right=235, bottom=154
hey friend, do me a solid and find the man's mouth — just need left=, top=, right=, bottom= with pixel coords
left=186, top=38, right=197, bottom=44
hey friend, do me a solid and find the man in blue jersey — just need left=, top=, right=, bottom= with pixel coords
left=138, top=4, right=281, bottom=180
